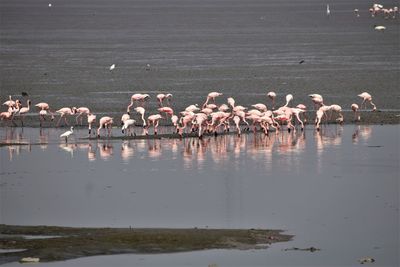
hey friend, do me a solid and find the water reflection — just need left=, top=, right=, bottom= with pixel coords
left=0, top=126, right=374, bottom=166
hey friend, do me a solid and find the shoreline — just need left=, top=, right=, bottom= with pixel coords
left=0, top=224, right=292, bottom=264
left=0, top=110, right=399, bottom=130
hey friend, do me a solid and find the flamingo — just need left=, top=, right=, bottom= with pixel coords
left=60, top=126, right=74, bottom=143
left=156, top=93, right=172, bottom=107
left=351, top=104, right=360, bottom=122
left=127, top=94, right=150, bottom=112
left=97, top=116, right=113, bottom=137
left=267, top=91, right=276, bottom=109
left=284, top=94, right=293, bottom=107
left=87, top=113, right=96, bottom=135
left=56, top=107, right=75, bottom=127
left=121, top=113, right=131, bottom=125
left=35, top=102, right=54, bottom=126
left=358, top=92, right=377, bottom=111
left=309, top=94, right=324, bottom=109
left=171, top=115, right=179, bottom=133
left=122, top=119, right=136, bottom=136
left=192, top=113, right=208, bottom=138
left=0, top=111, right=13, bottom=125
left=290, top=107, right=305, bottom=130
left=185, top=104, right=200, bottom=113
left=315, top=109, right=324, bottom=131
left=3, top=95, right=15, bottom=107
left=74, top=107, right=90, bottom=125
left=18, top=99, right=31, bottom=126
left=158, top=107, right=174, bottom=117
left=233, top=115, right=241, bottom=135
left=205, top=103, right=218, bottom=110
left=251, top=103, right=267, bottom=112
left=134, top=107, right=146, bottom=127
left=227, top=97, right=235, bottom=108
left=218, top=104, right=230, bottom=112
left=145, top=114, right=163, bottom=135
left=328, top=104, right=344, bottom=124
left=203, top=92, right=223, bottom=108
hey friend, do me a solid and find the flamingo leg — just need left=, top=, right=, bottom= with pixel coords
left=56, top=115, right=63, bottom=127
left=75, top=113, right=81, bottom=124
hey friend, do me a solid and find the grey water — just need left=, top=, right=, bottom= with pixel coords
left=0, top=124, right=399, bottom=266
left=1, top=0, right=399, bottom=120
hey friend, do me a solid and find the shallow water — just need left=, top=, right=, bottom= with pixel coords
left=0, top=125, right=399, bottom=266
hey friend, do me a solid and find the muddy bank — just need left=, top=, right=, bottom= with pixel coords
left=0, top=225, right=292, bottom=264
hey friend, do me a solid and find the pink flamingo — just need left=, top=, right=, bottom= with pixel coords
left=328, top=104, right=344, bottom=124
left=358, top=92, right=377, bottom=111
left=127, top=94, right=150, bottom=112
left=309, top=94, right=324, bottom=109
left=87, top=113, right=96, bottom=135
left=178, top=112, right=196, bottom=135
left=74, top=107, right=90, bottom=125
left=3, top=95, right=16, bottom=108
left=267, top=91, right=276, bottom=109
left=35, top=102, right=55, bottom=127
left=203, top=92, right=223, bottom=108
left=145, top=114, right=163, bottom=135
left=290, top=107, right=306, bottom=130
left=192, top=113, right=208, bottom=137
left=134, top=107, right=146, bottom=127
left=233, top=115, right=241, bottom=135
left=156, top=93, right=172, bottom=107
left=18, top=99, right=31, bottom=126
left=259, top=110, right=279, bottom=134
left=171, top=115, right=179, bottom=133
left=185, top=104, right=200, bottom=113
left=218, top=104, right=230, bottom=112
left=227, top=97, right=235, bottom=108
left=97, top=116, right=113, bottom=137
left=158, top=107, right=174, bottom=117
left=351, top=104, right=360, bottom=121
left=251, top=103, right=267, bottom=112
left=314, top=105, right=331, bottom=131
left=56, top=107, right=76, bottom=127
left=0, top=110, right=13, bottom=125
left=283, top=94, right=293, bottom=107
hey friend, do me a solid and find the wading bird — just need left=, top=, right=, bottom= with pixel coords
left=60, top=126, right=74, bottom=143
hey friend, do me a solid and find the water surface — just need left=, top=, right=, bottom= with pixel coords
left=0, top=125, right=399, bottom=266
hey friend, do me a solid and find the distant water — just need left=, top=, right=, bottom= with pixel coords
left=1, top=0, right=399, bottom=117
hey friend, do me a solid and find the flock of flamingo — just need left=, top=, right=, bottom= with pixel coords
left=1, top=91, right=377, bottom=142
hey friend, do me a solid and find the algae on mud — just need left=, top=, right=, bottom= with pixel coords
left=0, top=225, right=292, bottom=264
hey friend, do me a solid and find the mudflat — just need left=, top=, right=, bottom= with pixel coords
left=0, top=225, right=292, bottom=264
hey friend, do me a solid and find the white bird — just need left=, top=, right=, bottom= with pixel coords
left=60, top=126, right=74, bottom=143
left=109, top=64, right=116, bottom=71
left=327, top=4, right=330, bottom=16
left=374, top=25, right=386, bottom=32
left=122, top=119, right=136, bottom=136
left=48, top=3, right=52, bottom=7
